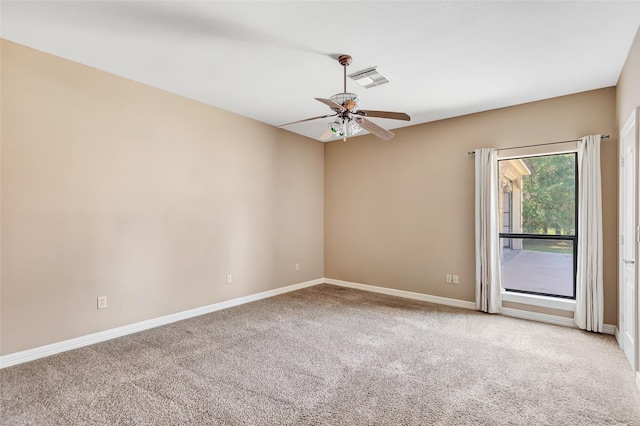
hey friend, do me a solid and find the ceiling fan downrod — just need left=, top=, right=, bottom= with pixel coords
left=338, top=54, right=353, bottom=140
left=338, top=55, right=352, bottom=94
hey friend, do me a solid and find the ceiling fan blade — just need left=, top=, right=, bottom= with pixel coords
left=356, top=110, right=411, bottom=121
left=355, top=117, right=395, bottom=140
left=319, top=127, right=334, bottom=141
left=315, top=98, right=345, bottom=112
left=279, top=114, right=336, bottom=127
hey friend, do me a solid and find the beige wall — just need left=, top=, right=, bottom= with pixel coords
left=617, top=26, right=640, bottom=129
left=0, top=40, right=324, bottom=355
left=325, top=87, right=618, bottom=324
left=4, top=29, right=637, bottom=357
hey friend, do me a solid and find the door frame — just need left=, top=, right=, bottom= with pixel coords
left=618, top=107, right=640, bottom=383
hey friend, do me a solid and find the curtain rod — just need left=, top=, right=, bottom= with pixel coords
left=467, top=134, right=610, bottom=155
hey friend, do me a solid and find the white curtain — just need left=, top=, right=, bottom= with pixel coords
left=475, top=148, right=502, bottom=313
left=574, top=135, right=604, bottom=332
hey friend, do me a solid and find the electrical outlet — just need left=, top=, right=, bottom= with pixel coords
left=452, top=275, right=459, bottom=284
left=226, top=274, right=233, bottom=284
left=445, top=274, right=452, bottom=283
left=295, top=263, right=300, bottom=271
left=97, top=296, right=108, bottom=310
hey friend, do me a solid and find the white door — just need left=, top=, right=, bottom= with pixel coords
left=620, top=108, right=638, bottom=371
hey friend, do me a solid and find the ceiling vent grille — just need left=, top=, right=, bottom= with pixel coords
left=348, top=66, right=391, bottom=89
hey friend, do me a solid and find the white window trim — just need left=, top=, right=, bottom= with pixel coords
left=501, top=290, right=575, bottom=312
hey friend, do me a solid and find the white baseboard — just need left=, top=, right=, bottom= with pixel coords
left=636, top=372, right=640, bottom=392
left=501, top=307, right=577, bottom=328
left=602, top=324, right=616, bottom=335
left=0, top=278, right=324, bottom=369
left=324, top=279, right=621, bottom=335
left=324, top=278, right=477, bottom=310
left=324, top=279, right=623, bottom=334
left=1, top=277, right=618, bottom=368
left=501, top=307, right=616, bottom=335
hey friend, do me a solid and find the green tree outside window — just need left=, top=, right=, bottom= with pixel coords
left=522, top=154, right=576, bottom=235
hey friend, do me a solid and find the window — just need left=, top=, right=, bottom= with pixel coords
left=498, top=153, right=577, bottom=299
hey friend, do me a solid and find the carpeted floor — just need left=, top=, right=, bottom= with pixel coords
left=2, top=284, right=640, bottom=425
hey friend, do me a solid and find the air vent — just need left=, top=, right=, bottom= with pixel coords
left=348, top=66, right=391, bottom=89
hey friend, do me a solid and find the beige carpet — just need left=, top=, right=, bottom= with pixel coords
left=2, top=284, right=640, bottom=425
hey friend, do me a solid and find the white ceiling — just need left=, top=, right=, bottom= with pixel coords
left=2, top=1, right=640, bottom=141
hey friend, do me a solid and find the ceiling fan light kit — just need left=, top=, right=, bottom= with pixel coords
left=329, top=116, right=364, bottom=139
left=328, top=93, right=364, bottom=140
left=279, top=54, right=410, bottom=142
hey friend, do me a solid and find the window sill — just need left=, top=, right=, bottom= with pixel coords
left=501, top=291, right=575, bottom=312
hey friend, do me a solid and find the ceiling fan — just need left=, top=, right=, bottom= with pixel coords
left=279, top=55, right=410, bottom=141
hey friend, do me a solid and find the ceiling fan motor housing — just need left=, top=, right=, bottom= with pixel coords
left=329, top=93, right=360, bottom=112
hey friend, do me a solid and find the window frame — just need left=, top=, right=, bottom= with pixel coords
left=498, top=152, right=578, bottom=300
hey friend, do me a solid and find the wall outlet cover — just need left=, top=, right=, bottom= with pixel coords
left=97, top=296, right=108, bottom=309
